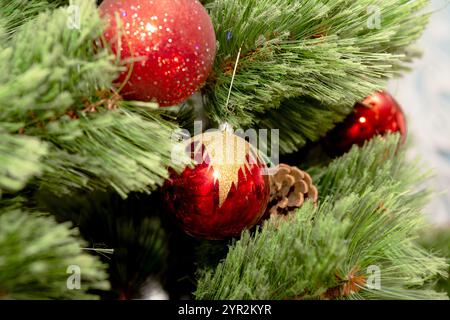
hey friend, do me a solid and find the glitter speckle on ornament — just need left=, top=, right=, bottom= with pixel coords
left=99, top=0, right=216, bottom=106
left=162, top=131, right=271, bottom=240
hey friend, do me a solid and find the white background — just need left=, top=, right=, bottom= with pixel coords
left=388, top=0, right=450, bottom=225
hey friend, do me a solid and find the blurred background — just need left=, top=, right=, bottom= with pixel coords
left=388, top=0, right=450, bottom=226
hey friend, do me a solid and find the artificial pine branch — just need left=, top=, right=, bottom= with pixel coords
left=36, top=190, right=169, bottom=299
left=39, top=108, right=189, bottom=197
left=420, top=228, right=450, bottom=297
left=0, top=0, right=445, bottom=302
left=0, top=0, right=68, bottom=38
left=0, top=0, right=117, bottom=124
left=195, top=200, right=348, bottom=300
left=257, top=97, right=352, bottom=154
left=0, top=200, right=109, bottom=300
left=0, top=132, right=48, bottom=193
left=195, top=135, right=448, bottom=300
left=0, top=0, right=190, bottom=196
left=203, top=0, right=430, bottom=146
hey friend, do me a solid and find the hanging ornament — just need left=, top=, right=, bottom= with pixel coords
left=324, top=91, right=407, bottom=156
left=162, top=130, right=270, bottom=240
left=99, top=0, right=216, bottom=106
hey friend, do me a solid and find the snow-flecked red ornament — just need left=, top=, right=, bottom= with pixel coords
left=162, top=131, right=270, bottom=240
left=99, top=0, right=216, bottom=106
left=324, top=91, right=407, bottom=155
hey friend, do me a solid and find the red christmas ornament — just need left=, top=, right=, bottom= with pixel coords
left=99, top=0, right=216, bottom=106
left=324, top=91, right=407, bottom=155
left=162, top=131, right=270, bottom=239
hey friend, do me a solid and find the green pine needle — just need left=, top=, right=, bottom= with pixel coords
left=195, top=135, right=448, bottom=300
left=0, top=202, right=109, bottom=300
left=203, top=0, right=430, bottom=152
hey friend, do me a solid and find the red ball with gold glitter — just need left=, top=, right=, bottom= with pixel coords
left=324, top=91, right=407, bottom=155
left=162, top=131, right=271, bottom=240
left=99, top=0, right=216, bottom=106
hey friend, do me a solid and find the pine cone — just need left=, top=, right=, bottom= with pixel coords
left=266, top=164, right=318, bottom=217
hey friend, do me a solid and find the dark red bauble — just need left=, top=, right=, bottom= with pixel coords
left=162, top=131, right=270, bottom=240
left=324, top=91, right=407, bottom=155
left=99, top=0, right=216, bottom=106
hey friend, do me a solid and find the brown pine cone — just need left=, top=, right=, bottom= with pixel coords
left=266, top=164, right=318, bottom=217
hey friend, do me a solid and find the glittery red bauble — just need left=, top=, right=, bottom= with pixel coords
left=99, top=0, right=216, bottom=106
left=162, top=131, right=270, bottom=240
left=325, top=91, right=407, bottom=155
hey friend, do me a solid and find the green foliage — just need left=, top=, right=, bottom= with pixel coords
left=0, top=133, right=48, bottom=193
left=0, top=0, right=445, bottom=301
left=0, top=202, right=109, bottom=300
left=0, top=0, right=190, bottom=196
left=0, top=0, right=189, bottom=299
left=195, top=135, right=448, bottom=300
left=40, top=108, right=188, bottom=197
left=204, top=0, right=430, bottom=152
left=257, top=98, right=351, bottom=154
left=420, top=228, right=450, bottom=298
left=0, top=0, right=116, bottom=125
left=0, top=0, right=67, bottom=38
left=36, top=190, right=169, bottom=299
left=195, top=201, right=349, bottom=299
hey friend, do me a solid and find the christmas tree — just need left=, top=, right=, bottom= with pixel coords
left=0, top=0, right=448, bottom=301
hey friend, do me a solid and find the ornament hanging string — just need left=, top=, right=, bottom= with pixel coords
left=161, top=44, right=271, bottom=239
left=224, top=45, right=243, bottom=112
left=221, top=44, right=278, bottom=174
